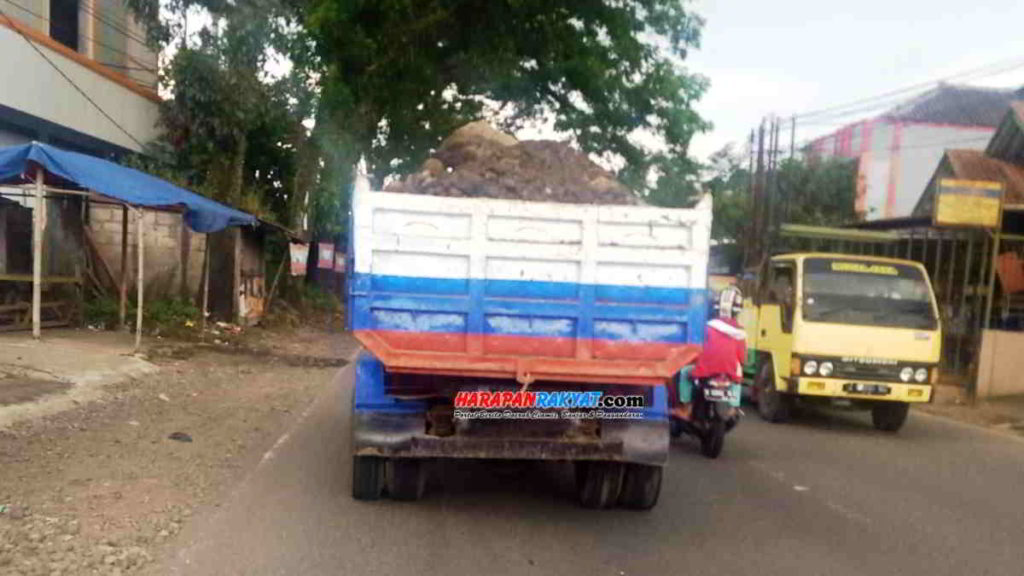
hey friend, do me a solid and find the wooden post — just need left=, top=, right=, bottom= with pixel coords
left=134, top=208, right=144, bottom=352
left=31, top=165, right=44, bottom=339
left=982, top=210, right=1004, bottom=331
left=119, top=205, right=128, bottom=328
left=201, top=234, right=210, bottom=334
left=264, top=250, right=287, bottom=315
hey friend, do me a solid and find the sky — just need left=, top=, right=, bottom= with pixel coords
left=686, top=0, right=1024, bottom=161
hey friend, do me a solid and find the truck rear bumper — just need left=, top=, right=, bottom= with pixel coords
left=352, top=411, right=670, bottom=466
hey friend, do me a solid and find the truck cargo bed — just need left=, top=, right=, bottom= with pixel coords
left=349, top=187, right=711, bottom=386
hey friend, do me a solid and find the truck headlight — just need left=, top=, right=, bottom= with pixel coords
left=914, top=368, right=928, bottom=383
left=818, top=361, right=834, bottom=377
left=899, top=367, right=914, bottom=382
left=803, top=360, right=818, bottom=376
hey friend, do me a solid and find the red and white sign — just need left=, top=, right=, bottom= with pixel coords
left=318, top=243, right=335, bottom=270
left=289, top=242, right=309, bottom=276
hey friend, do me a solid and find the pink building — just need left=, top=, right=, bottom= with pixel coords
left=809, top=84, right=1020, bottom=220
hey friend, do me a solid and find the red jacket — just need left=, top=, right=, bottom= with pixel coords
left=691, top=318, right=747, bottom=382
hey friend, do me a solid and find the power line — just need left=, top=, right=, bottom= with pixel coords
left=1, top=0, right=157, bottom=76
left=793, top=56, right=1024, bottom=122
left=0, top=7, right=146, bottom=149
left=794, top=133, right=994, bottom=154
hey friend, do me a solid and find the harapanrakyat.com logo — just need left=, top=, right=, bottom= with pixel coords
left=453, top=390, right=646, bottom=420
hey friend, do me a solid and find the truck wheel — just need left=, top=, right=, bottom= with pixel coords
left=756, top=361, right=791, bottom=423
left=577, top=461, right=624, bottom=509
left=619, top=464, right=662, bottom=510
left=352, top=456, right=385, bottom=501
left=700, top=419, right=726, bottom=459
left=872, top=402, right=910, bottom=432
left=387, top=458, right=427, bottom=501
left=670, top=418, right=683, bottom=439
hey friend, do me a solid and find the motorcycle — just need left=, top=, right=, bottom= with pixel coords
left=670, top=376, right=740, bottom=459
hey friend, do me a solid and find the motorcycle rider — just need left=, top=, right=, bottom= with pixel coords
left=671, top=285, right=747, bottom=421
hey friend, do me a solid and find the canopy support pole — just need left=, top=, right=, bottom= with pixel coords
left=134, top=208, right=144, bottom=352
left=31, top=165, right=44, bottom=340
left=119, top=205, right=128, bottom=329
left=201, top=234, right=210, bottom=335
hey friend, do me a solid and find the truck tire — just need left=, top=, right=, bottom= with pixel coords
left=872, top=402, right=910, bottom=432
left=387, top=458, right=427, bottom=501
left=700, top=419, right=726, bottom=459
left=619, top=464, right=662, bottom=510
left=577, top=461, right=624, bottom=509
left=352, top=456, right=385, bottom=501
left=669, top=418, right=683, bottom=439
left=756, top=360, right=791, bottom=423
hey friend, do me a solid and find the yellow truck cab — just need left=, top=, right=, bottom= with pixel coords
left=740, top=253, right=941, bottom=432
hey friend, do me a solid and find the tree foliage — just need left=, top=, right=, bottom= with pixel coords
left=303, top=0, right=710, bottom=203
left=705, top=144, right=859, bottom=260
left=125, top=0, right=711, bottom=238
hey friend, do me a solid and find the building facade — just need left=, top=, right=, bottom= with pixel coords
left=810, top=84, right=1019, bottom=220
left=0, top=0, right=159, bottom=155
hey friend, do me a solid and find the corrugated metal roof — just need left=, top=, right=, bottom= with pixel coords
left=884, top=84, right=1018, bottom=127
left=986, top=102, right=1024, bottom=164
left=945, top=149, right=1024, bottom=204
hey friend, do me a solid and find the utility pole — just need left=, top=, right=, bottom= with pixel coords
left=746, top=129, right=755, bottom=267
left=752, top=120, right=766, bottom=266
left=789, top=116, right=796, bottom=159
left=767, top=117, right=781, bottom=247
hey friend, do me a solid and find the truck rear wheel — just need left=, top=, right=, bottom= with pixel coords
left=619, top=464, right=662, bottom=510
left=872, top=402, right=910, bottom=432
left=352, top=456, right=385, bottom=501
left=387, top=458, right=427, bottom=500
left=576, top=461, right=624, bottom=509
left=756, top=360, right=791, bottom=423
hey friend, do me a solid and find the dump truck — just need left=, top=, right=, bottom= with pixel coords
left=346, top=173, right=712, bottom=509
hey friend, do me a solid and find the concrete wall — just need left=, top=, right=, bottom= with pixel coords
left=87, top=203, right=206, bottom=300
left=814, top=119, right=997, bottom=220
left=976, top=329, right=1024, bottom=398
left=892, top=124, right=994, bottom=217
left=0, top=22, right=159, bottom=152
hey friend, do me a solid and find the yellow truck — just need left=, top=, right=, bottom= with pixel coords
left=740, top=253, right=941, bottom=432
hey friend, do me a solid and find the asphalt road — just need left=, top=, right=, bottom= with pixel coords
left=161, top=364, right=1024, bottom=576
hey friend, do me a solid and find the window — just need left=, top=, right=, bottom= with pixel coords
left=802, top=258, right=937, bottom=330
left=767, top=262, right=796, bottom=333
left=49, top=0, right=79, bottom=51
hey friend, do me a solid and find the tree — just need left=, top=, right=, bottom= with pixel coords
left=703, top=144, right=859, bottom=265
left=302, top=0, right=710, bottom=205
left=126, top=0, right=711, bottom=239
left=125, top=0, right=312, bottom=226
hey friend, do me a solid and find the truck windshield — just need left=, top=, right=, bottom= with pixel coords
left=801, top=258, right=937, bottom=330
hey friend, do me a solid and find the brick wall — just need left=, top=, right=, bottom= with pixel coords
left=87, top=203, right=207, bottom=299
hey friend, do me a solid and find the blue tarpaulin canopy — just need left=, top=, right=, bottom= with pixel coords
left=0, top=142, right=256, bottom=233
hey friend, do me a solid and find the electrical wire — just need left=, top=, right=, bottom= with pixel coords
left=84, top=0, right=151, bottom=48
left=1, top=0, right=157, bottom=75
left=0, top=6, right=147, bottom=149
left=793, top=56, right=1024, bottom=123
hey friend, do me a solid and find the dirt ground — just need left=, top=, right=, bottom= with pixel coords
left=0, top=326, right=357, bottom=576
left=919, top=386, right=1024, bottom=436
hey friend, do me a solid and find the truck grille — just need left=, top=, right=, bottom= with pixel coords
left=834, top=362, right=901, bottom=382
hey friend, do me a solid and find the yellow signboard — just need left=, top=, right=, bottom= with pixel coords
left=934, top=179, right=1003, bottom=228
